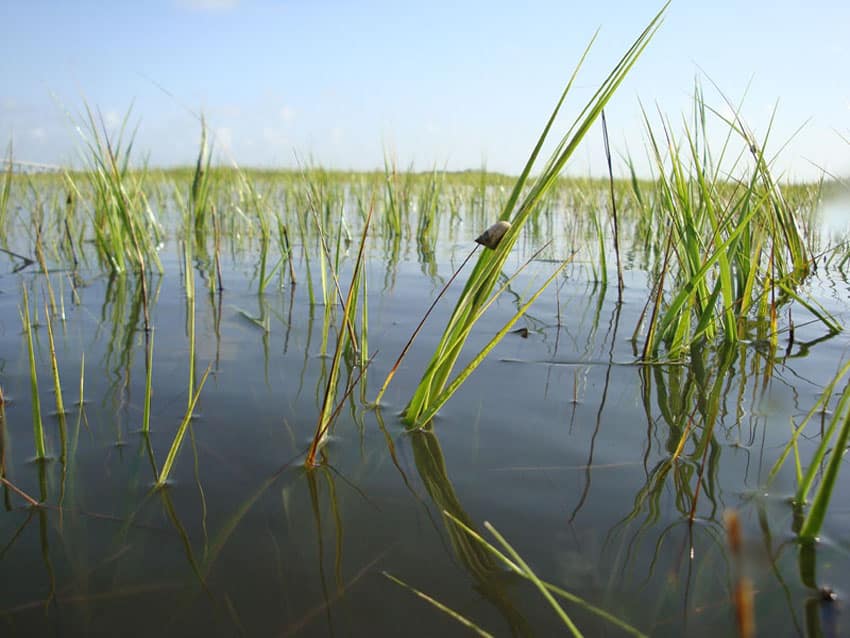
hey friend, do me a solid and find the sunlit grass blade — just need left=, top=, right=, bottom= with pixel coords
left=403, top=4, right=668, bottom=425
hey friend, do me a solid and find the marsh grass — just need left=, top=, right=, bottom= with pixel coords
left=43, top=301, right=65, bottom=418
left=633, top=88, right=836, bottom=360
left=156, top=364, right=212, bottom=487
left=305, top=204, right=374, bottom=466
left=190, top=116, right=214, bottom=245
left=3, top=11, right=850, bottom=631
left=402, top=5, right=667, bottom=426
left=0, top=141, right=12, bottom=243
left=142, top=330, right=154, bottom=434
left=444, top=512, right=647, bottom=637
left=77, top=105, right=163, bottom=277
left=75, top=106, right=163, bottom=337
left=766, top=358, right=850, bottom=540
left=20, top=286, right=46, bottom=460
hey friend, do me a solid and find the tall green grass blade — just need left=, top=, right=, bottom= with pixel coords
left=799, top=392, right=850, bottom=539
left=403, top=4, right=667, bottom=424
left=43, top=302, right=65, bottom=417
left=21, top=287, right=46, bottom=460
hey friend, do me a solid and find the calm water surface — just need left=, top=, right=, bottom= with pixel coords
left=1, top=207, right=849, bottom=637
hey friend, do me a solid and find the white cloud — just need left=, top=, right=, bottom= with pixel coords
left=30, top=127, right=46, bottom=142
left=177, top=0, right=238, bottom=11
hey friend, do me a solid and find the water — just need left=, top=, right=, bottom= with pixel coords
left=1, top=195, right=849, bottom=637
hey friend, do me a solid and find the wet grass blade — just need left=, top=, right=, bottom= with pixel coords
left=766, top=358, right=850, bottom=486
left=157, top=364, right=211, bottom=487
left=443, top=512, right=646, bottom=637
left=21, top=287, right=46, bottom=460
left=142, top=330, right=154, bottom=433
left=799, top=393, right=850, bottom=539
left=483, top=522, right=582, bottom=637
left=382, top=571, right=495, bottom=637
left=43, top=302, right=65, bottom=417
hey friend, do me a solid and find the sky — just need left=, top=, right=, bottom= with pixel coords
left=1, top=1, right=848, bottom=181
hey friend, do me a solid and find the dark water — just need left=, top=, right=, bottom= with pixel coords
left=1, top=224, right=850, bottom=637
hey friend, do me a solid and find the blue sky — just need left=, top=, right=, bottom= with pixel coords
left=1, top=1, right=848, bottom=180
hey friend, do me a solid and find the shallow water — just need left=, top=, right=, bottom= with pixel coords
left=1, top=201, right=850, bottom=637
